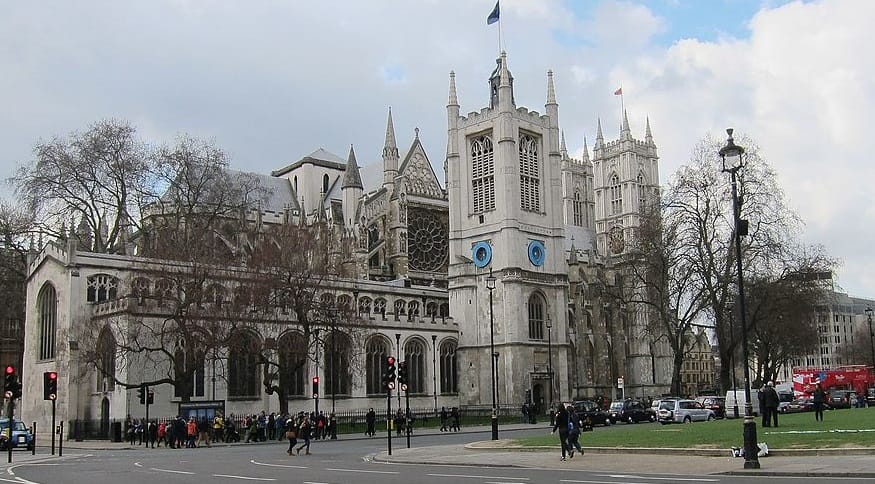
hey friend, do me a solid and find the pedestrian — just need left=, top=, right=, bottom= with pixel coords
left=276, top=414, right=286, bottom=441
left=764, top=382, right=779, bottom=427
left=758, top=385, right=769, bottom=427
left=521, top=403, right=529, bottom=424
left=268, top=412, right=276, bottom=441
left=213, top=413, right=225, bottom=443
left=551, top=404, right=572, bottom=461
left=329, top=413, right=338, bottom=439
left=566, top=406, right=583, bottom=457
left=147, top=420, right=157, bottom=448
left=198, top=417, right=211, bottom=447
left=365, top=408, right=376, bottom=437
left=186, top=417, right=197, bottom=448
left=450, top=407, right=461, bottom=432
left=157, top=421, right=167, bottom=448
left=394, top=409, right=404, bottom=436
left=439, top=407, right=448, bottom=432
left=813, top=383, right=826, bottom=422
left=295, top=415, right=312, bottom=455
left=285, top=418, right=298, bottom=455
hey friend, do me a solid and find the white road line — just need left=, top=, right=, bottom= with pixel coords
left=560, top=480, right=653, bottom=484
left=428, top=473, right=529, bottom=480
left=250, top=459, right=308, bottom=469
left=150, top=468, right=195, bottom=475
left=212, top=474, right=276, bottom=481
left=325, top=467, right=399, bottom=474
left=597, top=476, right=719, bottom=482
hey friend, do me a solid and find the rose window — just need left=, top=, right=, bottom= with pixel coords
left=407, top=210, right=448, bottom=272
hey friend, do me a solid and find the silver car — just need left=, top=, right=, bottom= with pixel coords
left=657, top=399, right=715, bottom=424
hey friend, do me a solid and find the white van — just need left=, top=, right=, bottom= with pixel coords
left=725, top=389, right=760, bottom=418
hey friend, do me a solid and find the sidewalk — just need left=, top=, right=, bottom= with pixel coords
left=8, top=423, right=875, bottom=477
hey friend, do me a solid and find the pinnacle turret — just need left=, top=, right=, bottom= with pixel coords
left=342, top=144, right=363, bottom=189
left=645, top=116, right=653, bottom=145
left=595, top=118, right=604, bottom=149
left=582, top=136, right=590, bottom=162
left=560, top=130, right=568, bottom=159
left=448, top=70, right=458, bottom=106
left=546, top=69, right=556, bottom=105
left=621, top=110, right=631, bottom=139
left=383, top=107, right=398, bottom=159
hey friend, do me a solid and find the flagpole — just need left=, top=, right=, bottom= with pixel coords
left=498, top=11, right=503, bottom=53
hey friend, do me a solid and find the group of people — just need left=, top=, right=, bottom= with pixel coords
left=125, top=415, right=219, bottom=449
left=438, top=406, right=461, bottom=432
left=758, top=381, right=781, bottom=427
left=550, top=404, right=585, bottom=461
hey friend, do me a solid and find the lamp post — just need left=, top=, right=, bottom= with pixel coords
left=730, top=309, right=739, bottom=418
left=866, top=306, right=875, bottom=372
left=546, top=313, right=554, bottom=412
left=431, top=334, right=438, bottom=413
left=395, top=333, right=402, bottom=408
left=720, top=128, right=759, bottom=469
left=486, top=270, right=499, bottom=440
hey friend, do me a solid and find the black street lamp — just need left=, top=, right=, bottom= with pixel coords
left=432, top=334, right=438, bottom=413
left=866, top=306, right=875, bottom=372
left=395, top=333, right=402, bottom=408
left=486, top=270, right=499, bottom=440
left=546, top=313, right=554, bottom=411
left=720, top=128, right=759, bottom=469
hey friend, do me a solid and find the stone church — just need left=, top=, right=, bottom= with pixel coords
left=19, top=51, right=671, bottom=435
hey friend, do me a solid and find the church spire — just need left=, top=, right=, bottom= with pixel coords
left=645, top=116, right=653, bottom=145
left=621, top=109, right=631, bottom=139
left=382, top=107, right=399, bottom=188
left=546, top=69, right=556, bottom=105
left=582, top=136, right=590, bottom=163
left=560, top=130, right=568, bottom=159
left=342, top=144, right=363, bottom=190
left=448, top=70, right=458, bottom=107
left=595, top=118, right=604, bottom=149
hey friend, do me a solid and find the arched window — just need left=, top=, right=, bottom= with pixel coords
left=173, top=338, right=205, bottom=398
left=87, top=274, right=119, bottom=303
left=38, top=283, right=57, bottom=360
left=573, top=190, right=585, bottom=226
left=365, top=336, right=390, bottom=395
left=205, top=283, right=225, bottom=307
left=470, top=135, right=495, bottom=213
left=519, top=133, right=540, bottom=212
left=439, top=303, right=450, bottom=320
left=528, top=294, right=546, bottom=340
left=228, top=332, right=260, bottom=397
left=326, top=331, right=352, bottom=396
left=637, top=172, right=648, bottom=211
left=609, top=173, right=622, bottom=214
left=322, top=174, right=330, bottom=194
left=439, top=339, right=458, bottom=394
left=154, top=278, right=174, bottom=305
left=337, top=295, right=352, bottom=312
left=96, top=327, right=116, bottom=392
left=394, top=299, right=407, bottom=320
left=373, top=298, right=387, bottom=318
left=131, top=277, right=151, bottom=304
left=426, top=302, right=438, bottom=320
left=403, top=338, right=426, bottom=394
left=358, top=297, right=372, bottom=315
left=408, top=301, right=420, bottom=319
left=278, top=331, right=307, bottom=398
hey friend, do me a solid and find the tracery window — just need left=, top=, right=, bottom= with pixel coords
left=394, top=300, right=406, bottom=317
left=403, top=339, right=426, bottom=394
left=407, top=209, right=448, bottom=272
left=325, top=332, right=352, bottom=396
left=365, top=337, right=390, bottom=395
left=609, top=173, right=623, bottom=214
left=131, top=277, right=151, bottom=303
left=408, top=300, right=420, bottom=319
left=373, top=298, right=387, bottom=318
left=38, top=283, right=57, bottom=360
left=86, top=274, right=119, bottom=303
left=439, top=339, right=458, bottom=394
left=278, top=332, right=307, bottom=398
left=173, top=338, right=205, bottom=398
left=358, top=297, right=372, bottom=315
left=470, top=134, right=495, bottom=213
left=637, top=172, right=647, bottom=211
left=519, top=133, right=541, bottom=212
left=96, top=327, right=116, bottom=392
left=528, top=293, right=546, bottom=340
left=228, top=331, right=260, bottom=398
left=154, top=279, right=174, bottom=304
left=572, top=191, right=584, bottom=226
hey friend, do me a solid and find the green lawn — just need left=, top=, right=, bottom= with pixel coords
left=515, top=407, right=875, bottom=449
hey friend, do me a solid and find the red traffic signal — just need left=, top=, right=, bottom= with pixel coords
left=4, top=365, right=14, bottom=375
left=311, top=376, right=320, bottom=398
left=44, top=371, right=59, bottom=400
left=312, top=376, right=319, bottom=384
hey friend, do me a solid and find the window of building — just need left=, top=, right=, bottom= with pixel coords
left=609, top=173, right=623, bottom=214
left=528, top=294, right=546, bottom=340
left=519, top=133, right=540, bottom=212
left=403, top=339, right=426, bottom=394
left=38, top=283, right=57, bottom=360
left=322, top=174, right=330, bottom=194
left=572, top=191, right=584, bottom=226
left=470, top=135, right=495, bottom=213
left=86, top=274, right=119, bottom=303
left=439, top=339, right=458, bottom=394
left=96, top=327, right=116, bottom=392
left=278, top=332, right=306, bottom=398
left=366, top=337, right=390, bottom=395
left=173, top=339, right=205, bottom=399
left=637, top=173, right=647, bottom=211
left=228, top=332, right=260, bottom=398
left=325, top=332, right=352, bottom=396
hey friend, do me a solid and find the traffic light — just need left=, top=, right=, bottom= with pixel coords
left=312, top=376, right=319, bottom=399
left=386, top=356, right=396, bottom=390
left=137, top=384, right=146, bottom=404
left=147, top=390, right=154, bottom=405
left=398, top=361, right=408, bottom=391
left=4, top=366, right=16, bottom=399
left=43, top=371, right=58, bottom=400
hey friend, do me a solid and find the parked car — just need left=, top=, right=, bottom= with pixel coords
left=784, top=397, right=831, bottom=413
left=657, top=399, right=715, bottom=424
left=608, top=400, right=656, bottom=424
left=695, top=396, right=726, bottom=419
left=829, top=390, right=856, bottom=409
left=572, top=400, right=612, bottom=427
left=0, top=418, right=34, bottom=451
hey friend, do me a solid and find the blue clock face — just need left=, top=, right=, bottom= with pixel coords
left=528, top=240, right=546, bottom=266
left=472, top=241, right=492, bottom=268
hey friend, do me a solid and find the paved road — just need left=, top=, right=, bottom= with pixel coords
left=1, top=423, right=873, bottom=483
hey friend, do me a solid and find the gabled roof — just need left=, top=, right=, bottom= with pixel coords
left=398, top=137, right=444, bottom=199
left=271, top=148, right=346, bottom=177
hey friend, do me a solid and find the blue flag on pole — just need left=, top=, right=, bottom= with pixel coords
left=487, top=1, right=500, bottom=25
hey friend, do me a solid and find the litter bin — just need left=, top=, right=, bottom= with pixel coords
left=111, top=422, right=122, bottom=442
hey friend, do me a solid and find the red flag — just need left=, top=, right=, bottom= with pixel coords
left=614, top=87, right=623, bottom=96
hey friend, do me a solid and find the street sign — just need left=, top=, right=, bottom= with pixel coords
left=618, top=377, right=624, bottom=389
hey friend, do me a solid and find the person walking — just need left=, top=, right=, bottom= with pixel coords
left=450, top=407, right=461, bottom=432
left=285, top=417, right=298, bottom=455
left=566, top=406, right=584, bottom=457
left=813, top=383, right=827, bottom=422
left=394, top=409, right=405, bottom=436
left=551, top=404, right=572, bottom=461
left=156, top=421, right=167, bottom=448
left=365, top=408, right=376, bottom=437
left=295, top=415, right=312, bottom=455
left=764, top=382, right=780, bottom=427
left=197, top=417, right=212, bottom=447
left=439, top=407, right=448, bottom=432
left=758, top=385, right=769, bottom=427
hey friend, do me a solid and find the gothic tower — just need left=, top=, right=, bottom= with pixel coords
left=447, top=53, right=569, bottom=410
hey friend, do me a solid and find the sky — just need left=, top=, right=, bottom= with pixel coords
left=2, top=0, right=873, bottom=298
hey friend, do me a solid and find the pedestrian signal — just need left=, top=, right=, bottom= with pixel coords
left=43, top=371, right=58, bottom=400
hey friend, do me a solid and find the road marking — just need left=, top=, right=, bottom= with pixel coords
left=428, top=473, right=529, bottom=480
left=560, top=480, right=653, bottom=484
left=150, top=468, right=195, bottom=475
left=597, top=476, right=718, bottom=482
left=212, top=474, right=276, bottom=481
left=250, top=460, right=308, bottom=469
left=325, top=468, right=399, bottom=474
